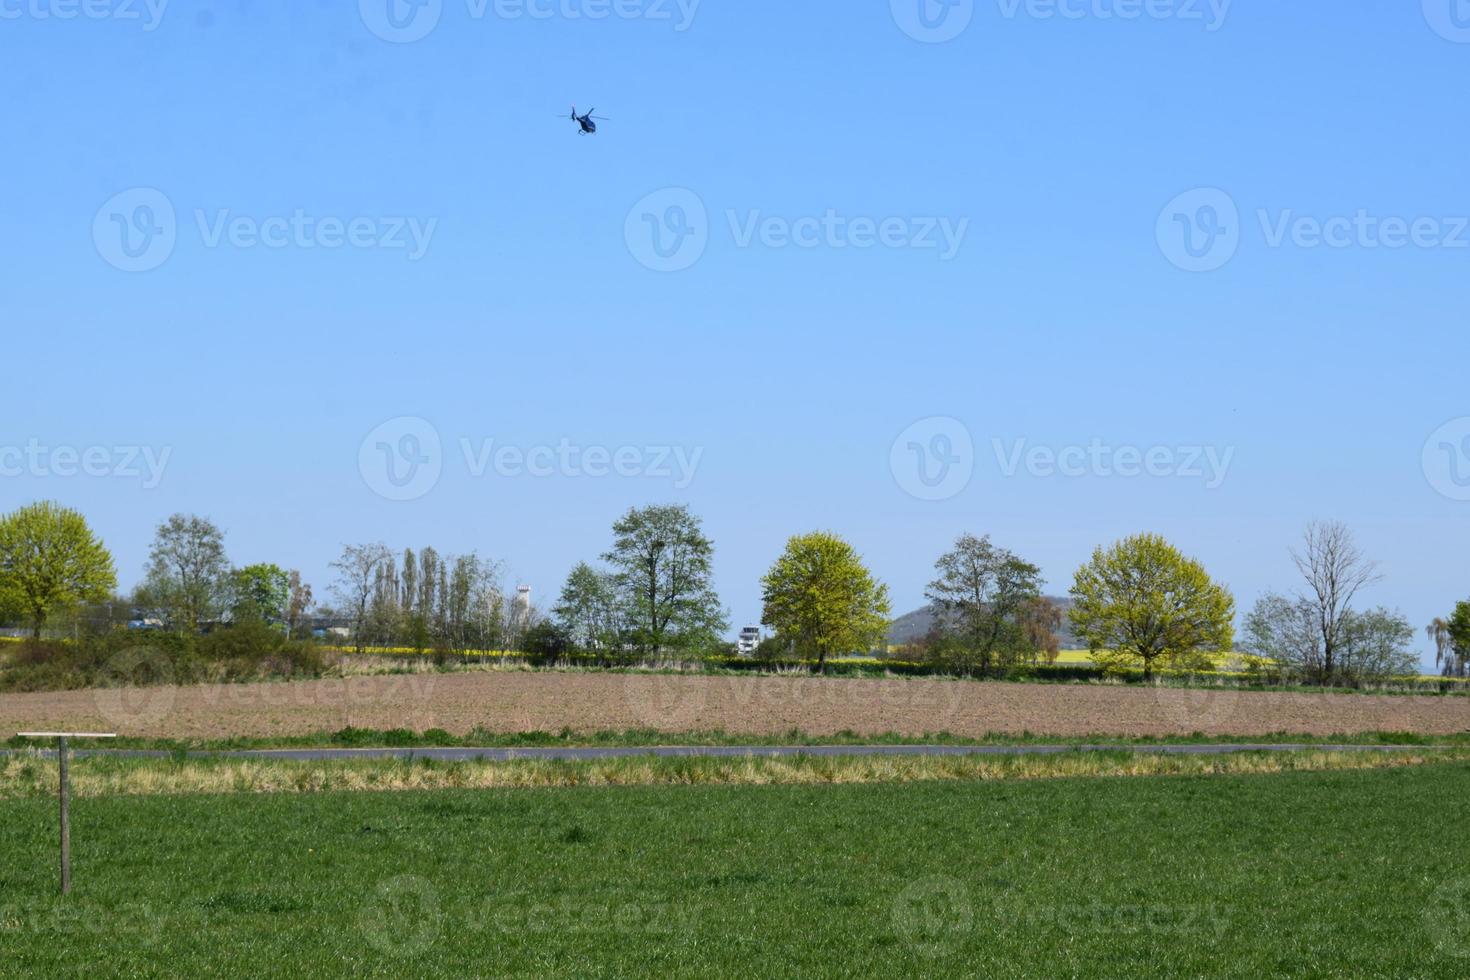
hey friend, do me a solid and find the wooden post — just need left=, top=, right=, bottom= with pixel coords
left=17, top=732, right=116, bottom=896
left=58, top=736, right=70, bottom=895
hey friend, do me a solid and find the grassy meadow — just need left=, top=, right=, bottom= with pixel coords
left=2, top=761, right=1469, bottom=977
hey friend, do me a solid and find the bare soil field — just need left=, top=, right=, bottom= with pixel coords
left=2, top=671, right=1468, bottom=740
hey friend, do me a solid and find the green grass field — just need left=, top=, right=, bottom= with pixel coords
left=3, top=763, right=1470, bottom=977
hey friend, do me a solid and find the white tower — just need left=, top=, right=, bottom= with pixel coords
left=512, top=585, right=532, bottom=627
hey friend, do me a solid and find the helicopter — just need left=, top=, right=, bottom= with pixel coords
left=564, top=105, right=607, bottom=134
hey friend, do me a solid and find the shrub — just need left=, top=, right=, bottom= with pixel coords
left=0, top=620, right=327, bottom=693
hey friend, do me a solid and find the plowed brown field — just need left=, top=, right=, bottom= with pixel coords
left=2, top=671, right=1468, bottom=740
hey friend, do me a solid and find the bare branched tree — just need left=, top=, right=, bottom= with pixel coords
left=330, top=543, right=392, bottom=654
left=1289, top=521, right=1381, bottom=679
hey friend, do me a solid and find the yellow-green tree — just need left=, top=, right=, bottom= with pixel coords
left=760, top=532, right=891, bottom=671
left=1069, top=533, right=1234, bottom=680
left=0, top=501, right=117, bottom=639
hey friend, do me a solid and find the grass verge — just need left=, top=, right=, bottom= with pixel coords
left=2, top=747, right=1467, bottom=798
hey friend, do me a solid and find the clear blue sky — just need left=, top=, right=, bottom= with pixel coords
left=2, top=1, right=1467, bottom=665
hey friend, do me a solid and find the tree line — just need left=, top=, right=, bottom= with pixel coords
left=0, top=500, right=1465, bottom=686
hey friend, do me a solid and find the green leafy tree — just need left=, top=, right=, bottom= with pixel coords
left=1437, top=601, right=1470, bottom=678
left=400, top=548, right=418, bottom=616
left=142, top=513, right=231, bottom=631
left=0, top=580, right=22, bottom=626
left=1245, top=593, right=1321, bottom=678
left=925, top=533, right=1044, bottom=674
left=554, top=562, right=626, bottom=652
left=231, top=563, right=290, bottom=625
left=1069, top=533, right=1235, bottom=680
left=602, top=504, right=727, bottom=653
left=761, top=531, right=892, bottom=671
left=1018, top=596, right=1063, bottom=665
left=1336, top=607, right=1418, bottom=680
left=0, top=501, right=117, bottom=639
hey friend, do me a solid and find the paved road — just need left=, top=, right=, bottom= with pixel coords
left=15, top=743, right=1453, bottom=762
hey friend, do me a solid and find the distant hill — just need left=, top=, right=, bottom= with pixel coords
left=887, top=596, right=1080, bottom=650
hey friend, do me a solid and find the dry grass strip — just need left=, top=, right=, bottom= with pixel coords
left=1, top=749, right=1465, bottom=799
